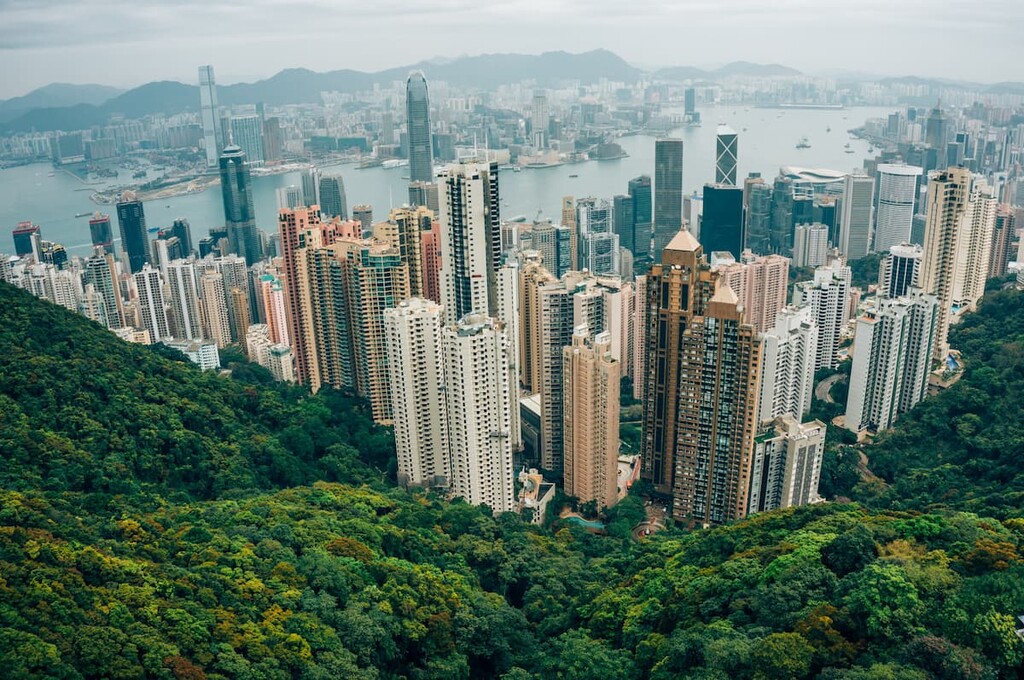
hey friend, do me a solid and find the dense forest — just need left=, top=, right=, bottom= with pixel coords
left=1, top=281, right=1022, bottom=679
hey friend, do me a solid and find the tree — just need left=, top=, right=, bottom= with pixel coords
left=750, top=633, right=814, bottom=680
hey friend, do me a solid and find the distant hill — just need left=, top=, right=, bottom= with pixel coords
left=1, top=80, right=198, bottom=134
left=654, top=61, right=802, bottom=81
left=4, top=50, right=640, bottom=133
left=0, top=83, right=122, bottom=123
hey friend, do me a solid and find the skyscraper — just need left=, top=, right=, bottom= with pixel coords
left=88, top=213, right=114, bottom=254
left=134, top=265, right=169, bottom=341
left=715, top=125, right=738, bottom=186
left=115, top=192, right=150, bottom=274
left=838, top=173, right=874, bottom=260
left=561, top=196, right=578, bottom=270
left=700, top=184, right=744, bottom=259
left=758, top=305, right=817, bottom=424
left=167, top=218, right=194, bottom=257
left=873, top=164, right=922, bottom=252
left=378, top=207, right=428, bottom=297
left=230, top=115, right=265, bottom=167
left=741, top=175, right=770, bottom=254
left=577, top=198, right=619, bottom=276
left=641, top=230, right=717, bottom=497
left=438, top=162, right=501, bottom=324
left=653, top=138, right=684, bottom=261
left=563, top=329, right=620, bottom=510
left=301, top=166, right=321, bottom=209
left=406, top=72, right=433, bottom=184
left=318, top=174, right=348, bottom=219
left=845, top=293, right=938, bottom=433
left=442, top=314, right=516, bottom=513
left=352, top=205, right=373, bottom=235
left=219, top=145, right=263, bottom=265
left=673, top=281, right=761, bottom=526
left=628, top=175, right=652, bottom=261
left=920, top=168, right=995, bottom=360
left=198, top=65, right=222, bottom=168
left=385, top=298, right=449, bottom=489
left=878, top=243, right=922, bottom=299
left=11, top=221, right=40, bottom=259
left=536, top=274, right=576, bottom=470
left=613, top=194, right=636, bottom=258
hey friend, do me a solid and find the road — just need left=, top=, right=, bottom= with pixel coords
left=815, top=373, right=844, bottom=403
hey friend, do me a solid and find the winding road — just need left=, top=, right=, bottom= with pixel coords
left=815, top=373, right=844, bottom=403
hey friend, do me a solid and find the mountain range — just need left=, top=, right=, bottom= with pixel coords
left=4, top=49, right=1023, bottom=136
left=0, top=50, right=800, bottom=134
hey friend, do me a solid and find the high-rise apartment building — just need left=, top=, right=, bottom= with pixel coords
left=653, top=138, right=684, bottom=261
left=384, top=298, right=449, bottom=489
left=561, top=196, right=578, bottom=270
left=278, top=207, right=331, bottom=385
left=535, top=273, right=576, bottom=470
left=438, top=161, right=501, bottom=323
left=715, top=125, right=738, bottom=186
left=712, top=250, right=790, bottom=333
left=700, top=184, right=744, bottom=259
left=792, top=223, right=829, bottom=267
left=920, top=168, right=995, bottom=360
left=873, top=164, right=922, bottom=252
left=199, top=271, right=232, bottom=348
left=613, top=194, right=636, bottom=259
left=794, top=259, right=852, bottom=370
left=198, top=65, right=222, bottom=168
left=84, top=251, right=123, bottom=330
left=989, top=205, right=1016, bottom=278
left=258, top=273, right=289, bottom=346
left=420, top=218, right=442, bottom=304
left=878, top=243, right=922, bottom=299
left=219, top=145, right=263, bottom=265
left=116, top=192, right=150, bottom=274
left=406, top=72, right=433, bottom=184
left=518, top=258, right=555, bottom=395
left=318, top=174, right=348, bottom=219
left=134, top=265, right=169, bottom=341
left=758, top=305, right=817, bottom=424
left=673, top=281, right=761, bottom=526
left=632, top=274, right=647, bottom=400
left=838, top=173, right=874, bottom=260
left=748, top=416, right=825, bottom=514
left=563, top=330, right=620, bottom=510
left=845, top=293, right=939, bottom=432
left=377, top=207, right=430, bottom=297
left=166, top=259, right=203, bottom=340
left=442, top=314, right=516, bottom=513
left=628, top=175, right=652, bottom=261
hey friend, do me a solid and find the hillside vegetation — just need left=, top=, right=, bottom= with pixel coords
left=0, top=282, right=1022, bottom=679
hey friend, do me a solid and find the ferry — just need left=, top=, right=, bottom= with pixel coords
left=796, top=136, right=811, bottom=149
left=74, top=212, right=91, bottom=218
left=568, top=173, right=579, bottom=178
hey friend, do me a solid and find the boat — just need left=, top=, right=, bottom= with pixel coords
left=844, top=142, right=851, bottom=149
left=868, top=147, right=874, bottom=153
left=74, top=212, right=91, bottom=218
left=826, top=126, right=831, bottom=132
left=569, top=173, right=579, bottom=178
left=512, top=166, right=521, bottom=173
left=845, top=149, right=855, bottom=154
left=796, top=136, right=811, bottom=149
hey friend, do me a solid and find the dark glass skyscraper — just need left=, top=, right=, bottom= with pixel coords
left=628, top=174, right=652, bottom=261
left=318, top=174, right=348, bottom=219
left=700, top=184, right=744, bottom=259
left=653, top=138, right=683, bottom=262
left=88, top=213, right=114, bottom=254
left=743, top=176, right=772, bottom=254
left=406, top=72, right=433, bottom=184
left=613, top=194, right=636, bottom=256
left=219, top=145, right=263, bottom=265
left=115, top=192, right=150, bottom=274
left=166, top=218, right=193, bottom=257
left=12, top=222, right=39, bottom=258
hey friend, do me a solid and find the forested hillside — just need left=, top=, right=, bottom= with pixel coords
left=1, top=282, right=1022, bottom=679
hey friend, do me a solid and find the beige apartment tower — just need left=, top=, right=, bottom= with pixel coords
left=563, top=329, right=621, bottom=510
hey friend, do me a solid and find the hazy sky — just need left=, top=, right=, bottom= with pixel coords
left=1, top=0, right=1022, bottom=98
